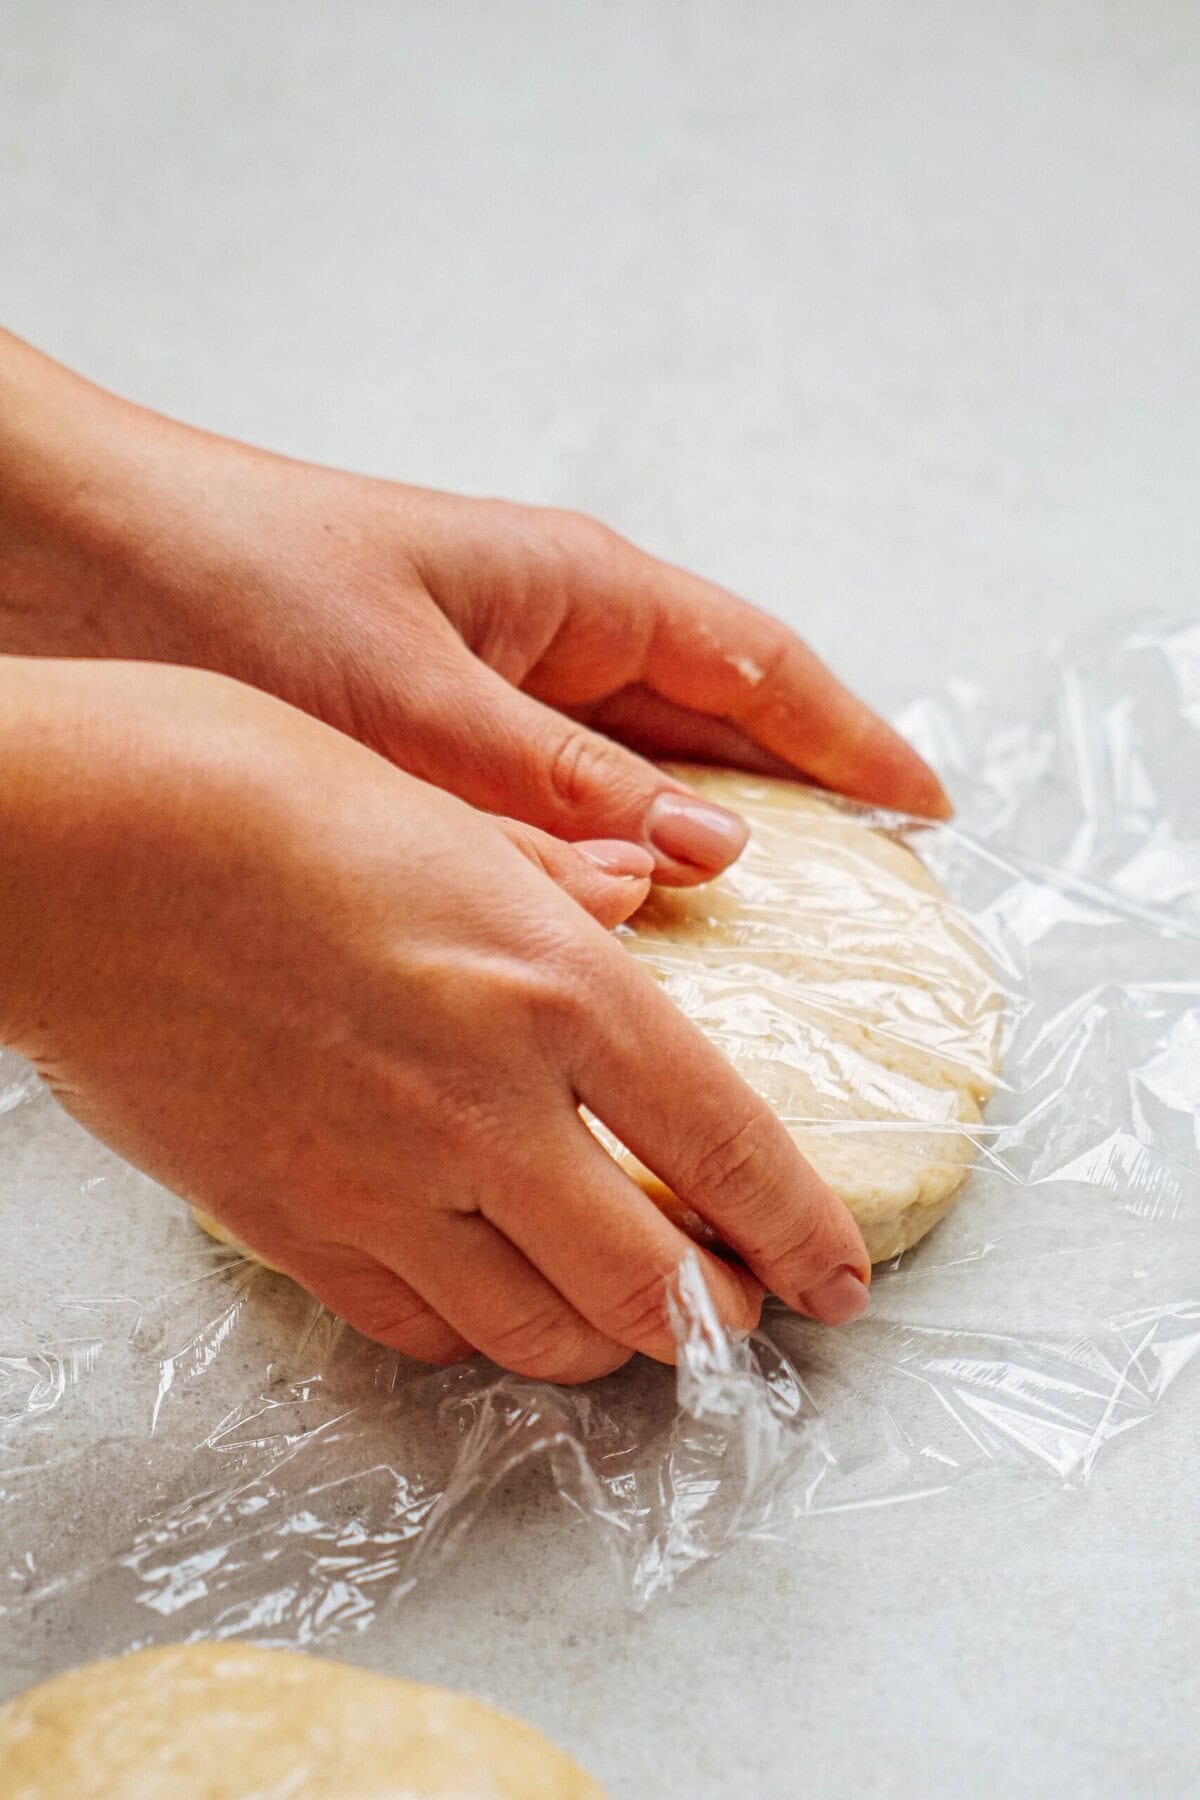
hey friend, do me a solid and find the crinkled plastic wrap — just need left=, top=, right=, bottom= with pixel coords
left=2, top=622, right=1199, bottom=1676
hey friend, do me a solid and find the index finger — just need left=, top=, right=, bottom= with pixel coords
left=639, top=559, right=949, bottom=819
left=568, top=937, right=872, bottom=1324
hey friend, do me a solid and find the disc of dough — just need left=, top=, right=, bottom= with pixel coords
left=0, top=1642, right=607, bottom=1799
left=605, top=767, right=1003, bottom=1263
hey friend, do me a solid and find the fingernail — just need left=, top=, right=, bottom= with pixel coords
left=647, top=792, right=750, bottom=871
left=799, top=1266, right=871, bottom=1327
left=576, top=838, right=656, bottom=879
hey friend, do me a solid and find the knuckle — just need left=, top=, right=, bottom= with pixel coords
left=503, top=820, right=562, bottom=880
left=676, top=1114, right=849, bottom=1293
left=510, top=930, right=600, bottom=1032
left=483, top=1301, right=580, bottom=1377
left=429, top=935, right=601, bottom=1083
left=601, top=1266, right=673, bottom=1350
left=547, top=506, right=623, bottom=559
left=683, top=1114, right=779, bottom=1216
left=546, top=725, right=624, bottom=813
left=350, top=1296, right=465, bottom=1365
left=747, top=1210, right=829, bottom=1293
left=448, top=926, right=598, bottom=1036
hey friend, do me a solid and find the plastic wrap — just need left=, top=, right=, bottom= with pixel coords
left=2, top=621, right=1199, bottom=1675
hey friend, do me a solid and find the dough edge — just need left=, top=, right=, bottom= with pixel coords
left=0, top=1641, right=607, bottom=1799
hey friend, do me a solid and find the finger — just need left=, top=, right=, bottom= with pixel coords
left=392, top=1212, right=634, bottom=1385
left=482, top=1120, right=764, bottom=1362
left=640, top=568, right=951, bottom=819
left=494, top=816, right=652, bottom=928
left=567, top=940, right=872, bottom=1323
left=288, top=1247, right=474, bottom=1366
left=522, top=534, right=950, bottom=820
left=574, top=684, right=805, bottom=777
left=408, top=649, right=751, bottom=885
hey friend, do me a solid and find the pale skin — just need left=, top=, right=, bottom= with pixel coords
left=0, top=331, right=950, bottom=1381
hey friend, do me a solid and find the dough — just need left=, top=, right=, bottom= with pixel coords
left=192, top=768, right=1001, bottom=1275
left=607, top=768, right=1003, bottom=1263
left=0, top=1642, right=606, bottom=1799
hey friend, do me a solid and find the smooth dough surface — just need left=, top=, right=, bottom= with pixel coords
left=607, top=768, right=1003, bottom=1263
left=0, top=1642, right=606, bottom=1800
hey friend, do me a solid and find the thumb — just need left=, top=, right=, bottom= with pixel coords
left=422, top=653, right=750, bottom=885
left=495, top=817, right=654, bottom=929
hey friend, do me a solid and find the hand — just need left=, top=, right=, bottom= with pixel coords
left=0, top=659, right=871, bottom=1383
left=0, top=333, right=949, bottom=887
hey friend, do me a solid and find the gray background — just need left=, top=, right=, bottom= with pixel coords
left=2, top=4, right=1199, bottom=1796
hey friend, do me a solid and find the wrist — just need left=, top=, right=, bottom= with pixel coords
left=0, top=654, right=346, bottom=1061
left=0, top=656, right=138, bottom=1054
left=0, top=655, right=202, bottom=1058
left=0, top=333, right=177, bottom=661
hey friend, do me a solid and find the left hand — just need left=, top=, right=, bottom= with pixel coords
left=1, top=330, right=950, bottom=882
left=0, top=657, right=871, bottom=1380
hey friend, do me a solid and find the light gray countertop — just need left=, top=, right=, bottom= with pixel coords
left=2, top=6, right=1199, bottom=1795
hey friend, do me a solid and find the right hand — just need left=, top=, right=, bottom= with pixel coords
left=0, top=328, right=949, bottom=893
left=0, top=659, right=870, bottom=1383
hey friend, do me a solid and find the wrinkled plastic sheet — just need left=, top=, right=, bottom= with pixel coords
left=2, top=621, right=1199, bottom=1669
